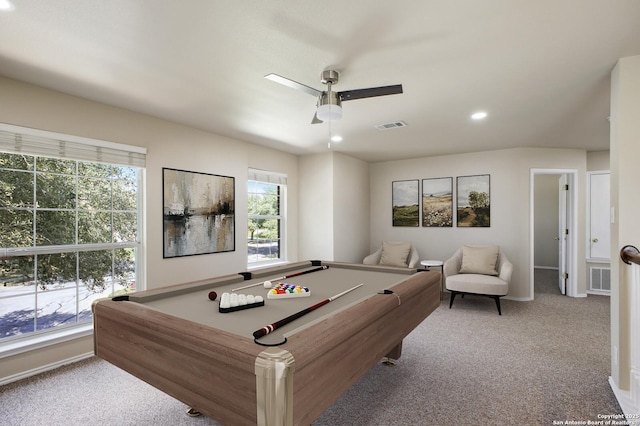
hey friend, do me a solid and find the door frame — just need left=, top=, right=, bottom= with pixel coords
left=559, top=174, right=568, bottom=295
left=530, top=168, right=579, bottom=299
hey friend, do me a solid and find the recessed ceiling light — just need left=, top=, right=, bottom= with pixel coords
left=0, top=0, right=15, bottom=11
left=330, top=135, right=343, bottom=143
left=471, top=111, right=488, bottom=120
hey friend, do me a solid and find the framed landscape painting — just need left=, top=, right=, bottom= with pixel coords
left=392, top=180, right=419, bottom=227
left=163, top=168, right=235, bottom=258
left=456, top=174, right=490, bottom=227
left=422, top=177, right=453, bottom=227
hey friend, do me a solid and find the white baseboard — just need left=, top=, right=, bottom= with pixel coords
left=504, top=295, right=532, bottom=302
left=609, top=376, right=640, bottom=416
left=0, top=351, right=94, bottom=386
left=632, top=368, right=640, bottom=417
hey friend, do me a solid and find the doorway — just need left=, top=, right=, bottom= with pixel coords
left=530, top=169, right=578, bottom=299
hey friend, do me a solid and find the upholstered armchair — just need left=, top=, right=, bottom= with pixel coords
left=363, top=241, right=420, bottom=269
left=444, top=245, right=512, bottom=315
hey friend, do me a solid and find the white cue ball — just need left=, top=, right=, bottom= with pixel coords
left=263, top=280, right=272, bottom=289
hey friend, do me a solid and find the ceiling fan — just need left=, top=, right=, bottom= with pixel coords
left=265, top=70, right=403, bottom=124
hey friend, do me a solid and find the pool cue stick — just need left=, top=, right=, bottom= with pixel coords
left=232, top=265, right=329, bottom=291
left=253, top=283, right=364, bottom=339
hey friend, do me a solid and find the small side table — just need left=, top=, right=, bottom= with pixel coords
left=420, top=260, right=445, bottom=299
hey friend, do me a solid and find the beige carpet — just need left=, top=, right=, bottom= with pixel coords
left=0, top=269, right=622, bottom=425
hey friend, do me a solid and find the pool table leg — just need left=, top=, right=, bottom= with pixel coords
left=382, top=341, right=403, bottom=365
left=185, top=407, right=201, bottom=417
left=255, top=347, right=296, bottom=426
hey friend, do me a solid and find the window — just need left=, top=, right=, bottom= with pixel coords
left=0, top=124, right=145, bottom=344
left=247, top=168, right=286, bottom=265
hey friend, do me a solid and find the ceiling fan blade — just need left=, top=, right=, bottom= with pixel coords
left=264, top=73, right=322, bottom=97
left=339, top=84, right=403, bottom=101
left=311, top=111, right=323, bottom=124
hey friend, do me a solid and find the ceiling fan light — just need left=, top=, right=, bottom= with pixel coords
left=0, top=0, right=15, bottom=10
left=317, top=103, right=342, bottom=121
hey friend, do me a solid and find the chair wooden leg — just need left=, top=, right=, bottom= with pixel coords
left=449, top=292, right=503, bottom=315
left=493, top=296, right=502, bottom=315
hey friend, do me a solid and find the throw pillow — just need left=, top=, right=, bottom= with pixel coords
left=379, top=242, right=411, bottom=267
left=459, top=245, right=499, bottom=275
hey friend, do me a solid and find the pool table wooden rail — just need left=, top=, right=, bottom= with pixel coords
left=93, top=296, right=265, bottom=424
left=92, top=261, right=441, bottom=426
left=287, top=269, right=440, bottom=425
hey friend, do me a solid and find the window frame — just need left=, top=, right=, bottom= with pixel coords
left=0, top=123, right=146, bottom=356
left=247, top=168, right=287, bottom=267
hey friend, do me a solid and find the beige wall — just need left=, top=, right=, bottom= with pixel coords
left=297, top=152, right=370, bottom=263
left=609, top=55, right=640, bottom=398
left=0, top=77, right=299, bottom=381
left=332, top=153, right=370, bottom=263
left=534, top=174, right=560, bottom=269
left=587, top=151, right=610, bottom=171
left=369, top=147, right=588, bottom=300
left=298, top=154, right=334, bottom=261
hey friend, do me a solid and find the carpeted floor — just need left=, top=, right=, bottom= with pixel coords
left=0, top=269, right=622, bottom=425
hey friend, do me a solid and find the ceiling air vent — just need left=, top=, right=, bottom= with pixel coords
left=374, top=121, right=407, bottom=131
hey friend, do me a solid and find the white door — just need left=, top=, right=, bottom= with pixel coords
left=588, top=172, right=611, bottom=260
left=558, top=175, right=568, bottom=295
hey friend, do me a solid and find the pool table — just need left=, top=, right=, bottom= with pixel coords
left=92, top=260, right=441, bottom=426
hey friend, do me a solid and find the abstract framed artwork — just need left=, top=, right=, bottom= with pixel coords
left=456, top=174, right=490, bottom=227
left=163, top=168, right=235, bottom=258
left=422, top=177, right=453, bottom=227
left=392, top=179, right=419, bottom=227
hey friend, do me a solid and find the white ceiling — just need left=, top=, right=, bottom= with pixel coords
left=1, top=1, right=639, bottom=162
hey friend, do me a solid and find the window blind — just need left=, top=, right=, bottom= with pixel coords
left=0, top=123, right=146, bottom=168
left=248, top=168, right=287, bottom=185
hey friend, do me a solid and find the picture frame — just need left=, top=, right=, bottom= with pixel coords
left=456, top=174, right=490, bottom=227
left=392, top=180, right=419, bottom=227
left=163, top=168, right=235, bottom=258
left=422, top=177, right=453, bottom=227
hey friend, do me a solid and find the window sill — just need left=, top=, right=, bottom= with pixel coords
left=0, top=324, right=93, bottom=359
left=247, top=260, right=289, bottom=270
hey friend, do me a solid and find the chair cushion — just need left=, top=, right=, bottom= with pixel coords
left=379, top=241, right=411, bottom=267
left=459, top=245, right=499, bottom=276
left=446, top=274, right=508, bottom=296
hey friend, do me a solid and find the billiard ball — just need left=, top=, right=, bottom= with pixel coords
left=208, top=291, right=217, bottom=301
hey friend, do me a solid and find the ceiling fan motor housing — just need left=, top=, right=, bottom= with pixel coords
left=321, top=70, right=340, bottom=85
